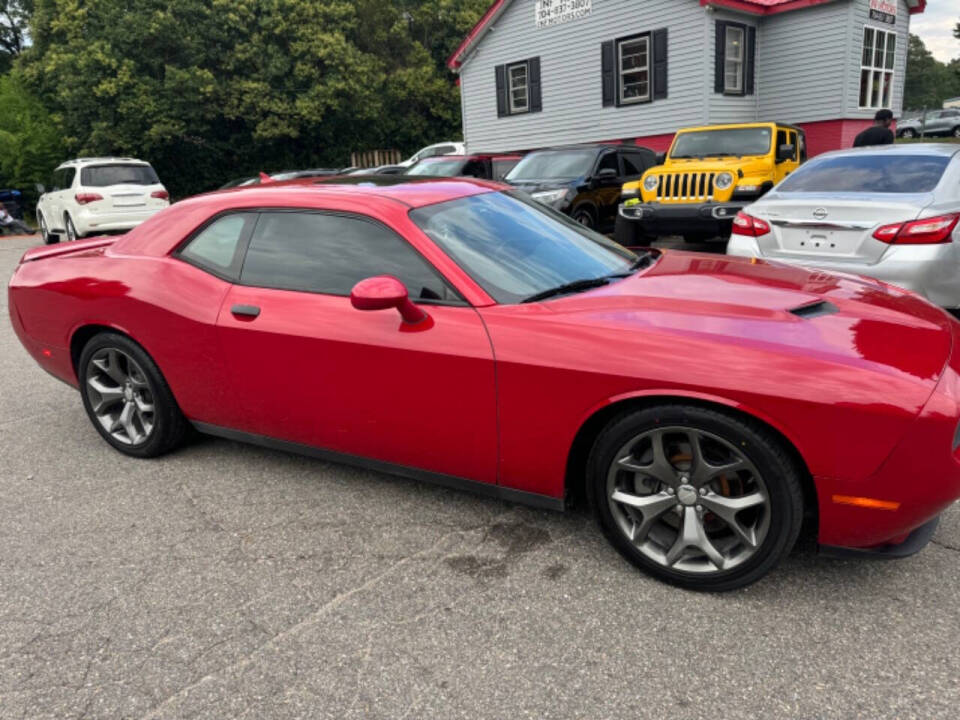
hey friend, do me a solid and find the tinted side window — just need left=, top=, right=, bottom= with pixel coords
left=596, top=152, right=619, bottom=175
left=240, top=212, right=460, bottom=302
left=179, top=213, right=257, bottom=278
left=620, top=152, right=647, bottom=178
left=63, top=168, right=76, bottom=188
left=492, top=159, right=519, bottom=180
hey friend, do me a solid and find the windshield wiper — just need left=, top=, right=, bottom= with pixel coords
left=604, top=250, right=657, bottom=278
left=520, top=277, right=612, bottom=304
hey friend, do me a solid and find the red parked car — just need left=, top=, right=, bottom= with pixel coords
left=8, top=177, right=960, bottom=590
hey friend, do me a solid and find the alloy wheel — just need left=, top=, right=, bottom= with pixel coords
left=85, top=348, right=156, bottom=445
left=606, top=426, right=770, bottom=574
left=65, top=216, right=76, bottom=242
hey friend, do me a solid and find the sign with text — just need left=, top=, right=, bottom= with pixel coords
left=868, top=0, right=897, bottom=25
left=535, top=0, right=592, bottom=29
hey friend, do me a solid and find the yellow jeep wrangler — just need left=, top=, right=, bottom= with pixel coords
left=615, top=122, right=806, bottom=245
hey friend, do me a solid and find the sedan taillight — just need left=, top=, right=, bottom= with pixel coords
left=151, top=189, right=170, bottom=200
left=731, top=211, right=771, bottom=237
left=873, top=213, right=960, bottom=245
left=75, top=192, right=103, bottom=205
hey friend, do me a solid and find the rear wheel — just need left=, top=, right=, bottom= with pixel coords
left=953, top=126, right=960, bottom=139
left=587, top=404, right=804, bottom=591
left=64, top=214, right=79, bottom=242
left=78, top=333, right=189, bottom=458
left=571, top=206, right=596, bottom=230
left=900, top=128, right=917, bottom=139
left=39, top=214, right=57, bottom=245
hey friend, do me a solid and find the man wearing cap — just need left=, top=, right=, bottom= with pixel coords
left=853, top=109, right=895, bottom=147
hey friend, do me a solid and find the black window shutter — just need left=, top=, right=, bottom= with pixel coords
left=601, top=40, right=616, bottom=107
left=714, top=21, right=726, bottom=94
left=652, top=28, right=668, bottom=100
left=495, top=64, right=507, bottom=117
left=528, top=57, right=542, bottom=112
left=745, top=26, right=756, bottom=95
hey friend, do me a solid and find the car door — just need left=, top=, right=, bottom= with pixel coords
left=42, top=169, right=67, bottom=231
left=592, top=150, right=623, bottom=228
left=926, top=111, right=946, bottom=135
left=215, top=209, right=499, bottom=485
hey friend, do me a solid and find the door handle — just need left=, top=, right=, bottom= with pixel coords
left=231, top=304, right=261, bottom=318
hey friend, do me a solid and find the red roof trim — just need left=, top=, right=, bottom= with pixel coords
left=450, top=0, right=925, bottom=69
left=447, top=0, right=507, bottom=70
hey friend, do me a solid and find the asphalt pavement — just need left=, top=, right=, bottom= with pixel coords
left=1, top=233, right=959, bottom=719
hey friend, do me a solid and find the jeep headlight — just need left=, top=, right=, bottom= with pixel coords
left=530, top=189, right=569, bottom=205
left=643, top=175, right=659, bottom=191
left=715, top=172, right=734, bottom=190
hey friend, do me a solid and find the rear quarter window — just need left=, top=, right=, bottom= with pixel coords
left=777, top=154, right=951, bottom=194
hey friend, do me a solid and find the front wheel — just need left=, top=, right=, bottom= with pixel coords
left=900, top=128, right=917, bottom=139
left=64, top=214, right=80, bottom=242
left=614, top=214, right=656, bottom=247
left=78, top=332, right=189, bottom=458
left=587, top=404, right=804, bottom=591
left=571, top=206, right=596, bottom=230
left=953, top=126, right=960, bottom=139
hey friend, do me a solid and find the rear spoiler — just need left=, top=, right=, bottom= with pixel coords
left=19, top=236, right=118, bottom=264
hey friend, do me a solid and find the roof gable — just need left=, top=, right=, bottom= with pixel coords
left=448, top=0, right=926, bottom=70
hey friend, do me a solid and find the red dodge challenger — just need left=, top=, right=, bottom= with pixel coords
left=8, top=176, right=960, bottom=590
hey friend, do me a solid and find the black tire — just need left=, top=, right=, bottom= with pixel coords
left=571, top=206, right=596, bottom=230
left=614, top=214, right=656, bottom=247
left=39, top=213, right=57, bottom=245
left=586, top=404, right=804, bottom=591
left=900, top=128, right=917, bottom=139
left=78, top=332, right=189, bottom=458
left=953, top=126, right=960, bottom=139
left=64, top=214, right=80, bottom=242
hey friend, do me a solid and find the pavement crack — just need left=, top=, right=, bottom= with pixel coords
left=135, top=528, right=467, bottom=720
left=931, top=539, right=960, bottom=553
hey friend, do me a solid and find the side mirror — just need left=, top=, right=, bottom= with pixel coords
left=350, top=275, right=427, bottom=324
left=35, top=183, right=46, bottom=195
left=655, top=152, right=666, bottom=165
left=776, top=144, right=795, bottom=162
left=596, top=168, right=618, bottom=180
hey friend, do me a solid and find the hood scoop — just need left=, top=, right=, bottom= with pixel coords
left=789, top=300, right=838, bottom=320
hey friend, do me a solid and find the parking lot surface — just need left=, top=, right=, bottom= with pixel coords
left=2, top=234, right=959, bottom=719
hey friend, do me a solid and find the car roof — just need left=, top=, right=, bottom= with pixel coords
left=418, top=154, right=522, bottom=161
left=206, top=175, right=501, bottom=209
left=813, top=143, right=960, bottom=160
left=57, top=157, right=151, bottom=168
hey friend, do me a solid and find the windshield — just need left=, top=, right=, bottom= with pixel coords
left=777, top=154, right=950, bottom=193
left=505, top=149, right=597, bottom=181
left=80, top=164, right=160, bottom=187
left=670, top=128, right=772, bottom=159
left=410, top=191, right=637, bottom=304
left=406, top=159, right=468, bottom=177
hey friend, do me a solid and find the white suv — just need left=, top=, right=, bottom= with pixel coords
left=398, top=142, right=466, bottom=168
left=36, top=158, right=170, bottom=244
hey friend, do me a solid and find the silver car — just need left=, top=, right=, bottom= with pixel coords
left=727, top=144, right=960, bottom=308
left=897, top=109, right=960, bottom=139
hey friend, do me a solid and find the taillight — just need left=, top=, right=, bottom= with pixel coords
left=873, top=213, right=960, bottom=245
left=151, top=189, right=169, bottom=200
left=732, top=211, right=771, bottom=237
left=74, top=192, right=103, bottom=205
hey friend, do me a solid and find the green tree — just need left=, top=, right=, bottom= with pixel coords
left=0, top=73, right=64, bottom=198
left=20, top=0, right=486, bottom=196
left=904, top=33, right=960, bottom=111
left=0, top=1, right=31, bottom=73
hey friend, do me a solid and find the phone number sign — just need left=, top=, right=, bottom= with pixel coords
left=536, top=0, right=592, bottom=29
left=868, top=0, right=897, bottom=25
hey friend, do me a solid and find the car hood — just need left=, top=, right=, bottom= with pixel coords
left=540, top=250, right=952, bottom=384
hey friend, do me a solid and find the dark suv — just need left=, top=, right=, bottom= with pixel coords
left=504, top=144, right=656, bottom=232
left=405, top=154, right=523, bottom=181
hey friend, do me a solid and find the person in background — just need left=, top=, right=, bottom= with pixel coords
left=853, top=109, right=895, bottom=147
left=0, top=206, right=36, bottom=235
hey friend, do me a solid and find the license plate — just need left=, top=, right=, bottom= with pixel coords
left=113, top=195, right=145, bottom=207
left=781, top=228, right=859, bottom=254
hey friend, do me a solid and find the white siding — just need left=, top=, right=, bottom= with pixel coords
left=845, top=0, right=911, bottom=116
left=707, top=10, right=759, bottom=125
left=757, top=1, right=850, bottom=122
left=459, top=0, right=708, bottom=152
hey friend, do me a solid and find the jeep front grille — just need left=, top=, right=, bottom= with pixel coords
left=655, top=173, right=716, bottom=203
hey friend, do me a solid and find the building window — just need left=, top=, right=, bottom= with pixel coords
left=495, top=58, right=541, bottom=117
left=618, top=35, right=650, bottom=104
left=508, top=62, right=529, bottom=114
left=724, top=25, right=745, bottom=94
left=859, top=27, right=895, bottom=109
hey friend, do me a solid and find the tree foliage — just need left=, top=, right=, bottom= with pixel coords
left=19, top=0, right=488, bottom=196
left=0, top=0, right=31, bottom=73
left=0, top=72, right=64, bottom=198
left=904, top=33, right=960, bottom=111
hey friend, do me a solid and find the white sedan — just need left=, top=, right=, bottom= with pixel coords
left=727, top=144, right=960, bottom=309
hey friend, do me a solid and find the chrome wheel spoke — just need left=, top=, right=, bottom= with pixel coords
left=134, top=396, right=154, bottom=414
left=616, top=430, right=679, bottom=488
left=87, top=376, right=124, bottom=412
left=118, top=402, right=141, bottom=444
left=665, top=506, right=725, bottom=569
left=86, top=347, right=156, bottom=446
left=611, top=490, right=677, bottom=541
